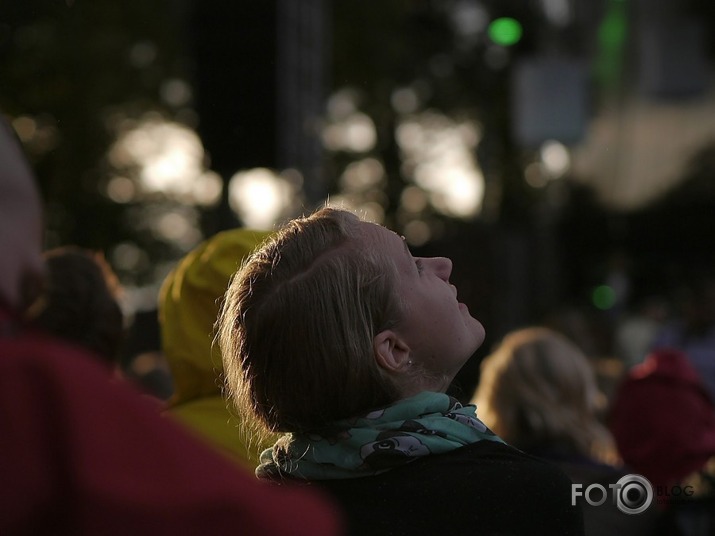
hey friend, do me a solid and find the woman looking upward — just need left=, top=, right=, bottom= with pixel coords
left=219, top=207, right=583, bottom=536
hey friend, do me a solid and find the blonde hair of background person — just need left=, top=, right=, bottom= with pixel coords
left=473, top=327, right=618, bottom=465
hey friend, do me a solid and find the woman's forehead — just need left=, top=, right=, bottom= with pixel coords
left=355, top=222, right=413, bottom=273
left=356, top=221, right=402, bottom=249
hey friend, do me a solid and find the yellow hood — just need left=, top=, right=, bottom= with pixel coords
left=159, top=228, right=276, bottom=465
left=159, top=228, right=272, bottom=406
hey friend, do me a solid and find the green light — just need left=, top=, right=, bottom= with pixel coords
left=488, top=17, right=523, bottom=47
left=595, top=0, right=628, bottom=93
left=592, top=285, right=616, bottom=310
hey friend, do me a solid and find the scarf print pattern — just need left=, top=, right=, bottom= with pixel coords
left=256, top=391, right=504, bottom=480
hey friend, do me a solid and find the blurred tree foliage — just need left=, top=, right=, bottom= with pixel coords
left=2, top=0, right=527, bottom=283
left=328, top=0, right=530, bottom=225
left=0, top=0, right=558, bottom=356
left=0, top=0, right=190, bottom=285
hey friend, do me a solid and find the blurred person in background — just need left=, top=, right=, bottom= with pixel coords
left=610, top=348, right=715, bottom=536
left=473, top=327, right=663, bottom=536
left=614, top=295, right=669, bottom=370
left=650, top=271, right=715, bottom=406
left=34, top=246, right=124, bottom=369
left=0, top=116, right=343, bottom=536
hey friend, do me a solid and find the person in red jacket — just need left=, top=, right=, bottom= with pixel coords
left=610, top=348, right=715, bottom=491
left=0, top=116, right=342, bottom=536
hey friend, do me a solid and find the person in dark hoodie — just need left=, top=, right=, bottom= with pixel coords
left=218, top=207, right=584, bottom=536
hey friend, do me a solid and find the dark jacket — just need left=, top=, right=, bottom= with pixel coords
left=302, top=440, right=584, bottom=536
left=527, top=445, right=663, bottom=536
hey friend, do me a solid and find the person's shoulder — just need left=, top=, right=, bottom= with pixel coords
left=0, top=327, right=343, bottom=536
left=0, top=326, right=118, bottom=384
left=1, top=326, right=104, bottom=368
left=432, top=440, right=576, bottom=490
left=317, top=441, right=583, bottom=536
left=326, top=439, right=576, bottom=510
left=431, top=438, right=570, bottom=470
left=444, top=441, right=583, bottom=534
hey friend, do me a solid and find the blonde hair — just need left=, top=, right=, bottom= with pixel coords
left=473, top=327, right=617, bottom=464
left=218, top=207, right=402, bottom=436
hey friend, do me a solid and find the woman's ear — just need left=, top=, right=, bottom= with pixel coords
left=373, top=329, right=411, bottom=372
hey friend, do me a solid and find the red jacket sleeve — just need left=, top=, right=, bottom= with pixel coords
left=0, top=333, right=343, bottom=536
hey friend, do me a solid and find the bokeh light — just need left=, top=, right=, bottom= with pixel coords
left=107, top=116, right=222, bottom=207
left=593, top=285, right=617, bottom=310
left=542, top=0, right=573, bottom=27
left=11, top=114, right=59, bottom=155
left=396, top=111, right=485, bottom=219
left=106, top=176, right=136, bottom=203
left=403, top=219, right=432, bottom=246
left=322, top=112, right=377, bottom=153
left=391, top=87, right=421, bottom=115
left=128, top=41, right=157, bottom=68
left=400, top=186, right=429, bottom=213
left=227, top=168, right=299, bottom=229
left=448, top=0, right=489, bottom=50
left=487, top=17, right=523, bottom=47
left=339, top=158, right=385, bottom=192
left=322, top=88, right=378, bottom=153
left=540, top=140, right=571, bottom=178
left=160, top=78, right=193, bottom=108
left=111, top=242, right=149, bottom=273
left=12, top=116, right=36, bottom=141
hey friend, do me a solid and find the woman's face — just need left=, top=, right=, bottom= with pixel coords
left=358, top=221, right=485, bottom=391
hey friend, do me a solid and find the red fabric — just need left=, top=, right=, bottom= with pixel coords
left=0, top=324, right=342, bottom=536
left=609, top=348, right=715, bottom=487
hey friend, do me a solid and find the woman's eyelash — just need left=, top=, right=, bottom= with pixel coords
left=415, top=259, right=424, bottom=274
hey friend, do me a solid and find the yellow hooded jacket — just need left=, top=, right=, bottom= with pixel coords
left=159, top=228, right=275, bottom=467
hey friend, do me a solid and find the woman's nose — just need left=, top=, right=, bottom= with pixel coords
left=426, top=257, right=452, bottom=281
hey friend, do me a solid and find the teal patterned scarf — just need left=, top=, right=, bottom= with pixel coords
left=256, top=391, right=504, bottom=480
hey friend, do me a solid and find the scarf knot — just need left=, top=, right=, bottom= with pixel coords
left=257, top=391, right=504, bottom=480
